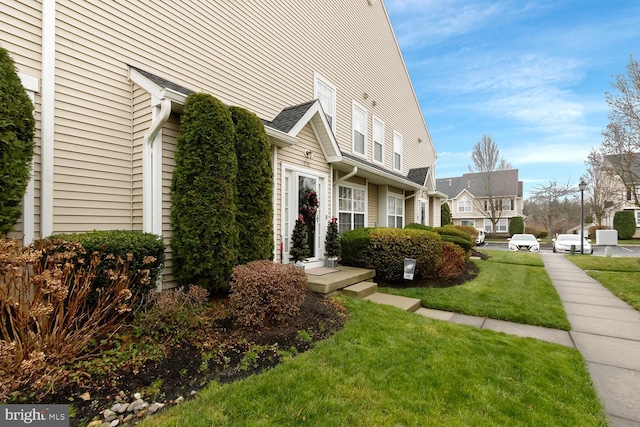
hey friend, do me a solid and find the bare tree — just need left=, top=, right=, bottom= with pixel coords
left=468, top=135, right=513, bottom=235
left=601, top=55, right=640, bottom=207
left=528, top=180, right=575, bottom=242
left=583, top=148, right=621, bottom=225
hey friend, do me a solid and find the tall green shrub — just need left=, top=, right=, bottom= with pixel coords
left=171, top=93, right=238, bottom=291
left=441, top=203, right=452, bottom=226
left=230, top=106, right=273, bottom=264
left=509, top=216, right=524, bottom=236
left=0, top=46, right=35, bottom=236
left=613, top=210, right=636, bottom=240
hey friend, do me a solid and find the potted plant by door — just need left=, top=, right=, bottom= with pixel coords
left=324, top=217, right=341, bottom=268
left=290, top=215, right=310, bottom=269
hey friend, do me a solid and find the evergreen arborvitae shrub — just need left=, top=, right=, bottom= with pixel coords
left=441, top=203, right=452, bottom=226
left=325, top=217, right=341, bottom=258
left=0, top=46, right=35, bottom=236
left=171, top=93, right=239, bottom=291
left=230, top=106, right=274, bottom=264
left=289, top=217, right=309, bottom=262
left=613, top=210, right=636, bottom=240
left=509, top=216, right=524, bottom=236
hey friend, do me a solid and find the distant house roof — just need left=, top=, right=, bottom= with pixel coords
left=605, top=152, right=640, bottom=184
left=436, top=169, right=521, bottom=199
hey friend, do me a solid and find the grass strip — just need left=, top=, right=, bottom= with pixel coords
left=567, top=256, right=640, bottom=310
left=142, top=297, right=605, bottom=427
left=381, top=253, right=570, bottom=330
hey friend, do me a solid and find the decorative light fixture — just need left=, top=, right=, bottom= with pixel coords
left=363, top=92, right=369, bottom=99
left=368, top=0, right=377, bottom=5
left=579, top=179, right=587, bottom=254
left=304, top=150, right=314, bottom=159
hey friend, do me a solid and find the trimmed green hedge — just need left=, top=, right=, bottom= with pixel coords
left=341, top=228, right=442, bottom=281
left=433, top=225, right=473, bottom=243
left=440, top=234, right=472, bottom=252
left=230, top=106, right=274, bottom=264
left=0, top=46, right=35, bottom=235
left=613, top=210, right=636, bottom=240
left=46, top=230, right=165, bottom=300
left=171, top=93, right=239, bottom=291
left=404, top=223, right=433, bottom=231
left=509, top=216, right=524, bottom=235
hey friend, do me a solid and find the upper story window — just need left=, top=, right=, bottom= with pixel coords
left=393, top=131, right=403, bottom=171
left=373, top=116, right=384, bottom=164
left=352, top=101, right=367, bottom=156
left=314, top=73, right=336, bottom=131
left=458, top=197, right=472, bottom=212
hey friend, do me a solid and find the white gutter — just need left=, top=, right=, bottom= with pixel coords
left=143, top=98, right=171, bottom=235
left=333, top=166, right=358, bottom=185
left=41, top=0, right=56, bottom=237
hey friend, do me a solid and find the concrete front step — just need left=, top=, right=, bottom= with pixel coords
left=342, top=281, right=378, bottom=298
left=364, top=292, right=422, bottom=313
left=307, top=266, right=375, bottom=294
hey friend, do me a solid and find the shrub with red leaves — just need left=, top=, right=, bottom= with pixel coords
left=436, top=241, right=466, bottom=279
left=229, top=260, right=307, bottom=328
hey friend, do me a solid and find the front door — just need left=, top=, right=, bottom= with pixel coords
left=282, top=168, right=325, bottom=267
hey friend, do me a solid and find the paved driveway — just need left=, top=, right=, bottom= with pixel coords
left=481, top=242, right=640, bottom=257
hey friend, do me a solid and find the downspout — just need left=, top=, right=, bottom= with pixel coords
left=41, top=0, right=56, bottom=237
left=334, top=166, right=358, bottom=185
left=143, top=98, right=171, bottom=235
left=272, top=145, right=278, bottom=262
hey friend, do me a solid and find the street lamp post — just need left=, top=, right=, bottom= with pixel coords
left=579, top=180, right=587, bottom=254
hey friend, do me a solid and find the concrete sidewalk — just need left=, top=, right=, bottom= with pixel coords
left=540, top=253, right=640, bottom=427
left=370, top=253, right=640, bottom=425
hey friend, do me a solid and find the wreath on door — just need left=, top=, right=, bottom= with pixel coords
left=299, top=189, right=319, bottom=225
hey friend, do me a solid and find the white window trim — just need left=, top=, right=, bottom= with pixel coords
left=393, top=130, right=403, bottom=172
left=636, top=210, right=640, bottom=227
left=387, top=194, right=404, bottom=228
left=314, top=72, right=337, bottom=132
left=496, top=218, right=508, bottom=232
left=337, top=183, right=368, bottom=233
left=372, top=116, right=385, bottom=165
left=352, top=101, right=367, bottom=158
left=458, top=197, right=472, bottom=213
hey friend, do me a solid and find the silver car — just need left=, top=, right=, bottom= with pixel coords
left=508, top=234, right=540, bottom=252
left=553, top=234, right=593, bottom=254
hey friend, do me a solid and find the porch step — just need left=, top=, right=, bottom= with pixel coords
left=307, top=266, right=375, bottom=294
left=364, top=293, right=422, bottom=313
left=342, top=281, right=378, bottom=298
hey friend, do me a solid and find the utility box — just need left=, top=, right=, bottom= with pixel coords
left=596, top=230, right=618, bottom=246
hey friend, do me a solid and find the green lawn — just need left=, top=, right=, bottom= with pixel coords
left=567, top=256, right=640, bottom=311
left=142, top=297, right=605, bottom=427
left=380, top=250, right=570, bottom=330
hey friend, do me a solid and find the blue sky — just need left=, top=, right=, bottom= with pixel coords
left=384, top=0, right=640, bottom=197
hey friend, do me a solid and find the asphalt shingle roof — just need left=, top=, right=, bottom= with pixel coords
left=407, top=167, right=430, bottom=186
left=130, top=66, right=194, bottom=95
left=266, top=100, right=317, bottom=133
left=436, top=169, right=521, bottom=199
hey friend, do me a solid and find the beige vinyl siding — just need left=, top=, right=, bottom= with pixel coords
left=131, top=85, right=151, bottom=231
left=406, top=194, right=415, bottom=225
left=0, top=1, right=42, bottom=77
left=368, top=183, right=379, bottom=227
left=160, top=115, right=180, bottom=288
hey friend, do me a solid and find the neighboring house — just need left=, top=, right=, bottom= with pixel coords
left=602, top=153, right=640, bottom=237
left=2, top=1, right=441, bottom=288
left=436, top=170, right=524, bottom=234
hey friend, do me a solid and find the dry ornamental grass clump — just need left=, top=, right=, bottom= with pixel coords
left=0, top=238, right=155, bottom=401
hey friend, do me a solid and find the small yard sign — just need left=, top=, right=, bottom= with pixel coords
left=403, top=258, right=416, bottom=280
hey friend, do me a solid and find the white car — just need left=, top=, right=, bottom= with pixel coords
left=553, top=234, right=593, bottom=255
left=475, top=228, right=486, bottom=245
left=508, top=234, right=540, bottom=252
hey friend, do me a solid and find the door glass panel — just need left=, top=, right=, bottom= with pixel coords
left=298, top=175, right=318, bottom=258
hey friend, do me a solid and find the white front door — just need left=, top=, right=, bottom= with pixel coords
left=282, top=167, right=326, bottom=268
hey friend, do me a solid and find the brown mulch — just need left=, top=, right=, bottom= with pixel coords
left=37, top=292, right=347, bottom=426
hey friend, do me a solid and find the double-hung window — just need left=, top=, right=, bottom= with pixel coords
left=352, top=102, right=367, bottom=156
left=388, top=195, right=404, bottom=228
left=338, top=185, right=366, bottom=233
left=636, top=210, right=640, bottom=226
left=393, top=131, right=403, bottom=171
left=314, top=73, right=336, bottom=131
left=461, top=220, right=475, bottom=227
left=496, top=219, right=508, bottom=232
left=373, top=116, right=384, bottom=164
left=458, top=197, right=472, bottom=212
